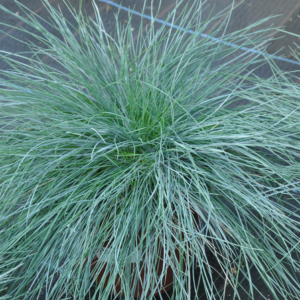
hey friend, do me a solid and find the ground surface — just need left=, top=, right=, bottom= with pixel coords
left=1, top=0, right=300, bottom=299
left=1, top=0, right=300, bottom=77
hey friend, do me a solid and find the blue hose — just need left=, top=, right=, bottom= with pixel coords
left=97, top=0, right=300, bottom=67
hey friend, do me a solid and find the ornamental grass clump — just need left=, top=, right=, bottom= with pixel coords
left=1, top=0, right=300, bottom=299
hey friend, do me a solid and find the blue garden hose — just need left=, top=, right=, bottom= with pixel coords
left=97, top=0, right=300, bottom=67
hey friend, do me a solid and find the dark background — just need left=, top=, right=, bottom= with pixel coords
left=1, top=0, right=300, bottom=299
left=1, top=0, right=300, bottom=77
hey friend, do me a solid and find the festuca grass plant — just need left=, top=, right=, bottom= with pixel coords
left=1, top=0, right=300, bottom=299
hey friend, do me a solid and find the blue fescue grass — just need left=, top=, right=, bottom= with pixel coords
left=1, top=0, right=300, bottom=299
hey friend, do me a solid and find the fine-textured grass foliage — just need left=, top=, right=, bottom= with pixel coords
left=1, top=0, right=300, bottom=299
